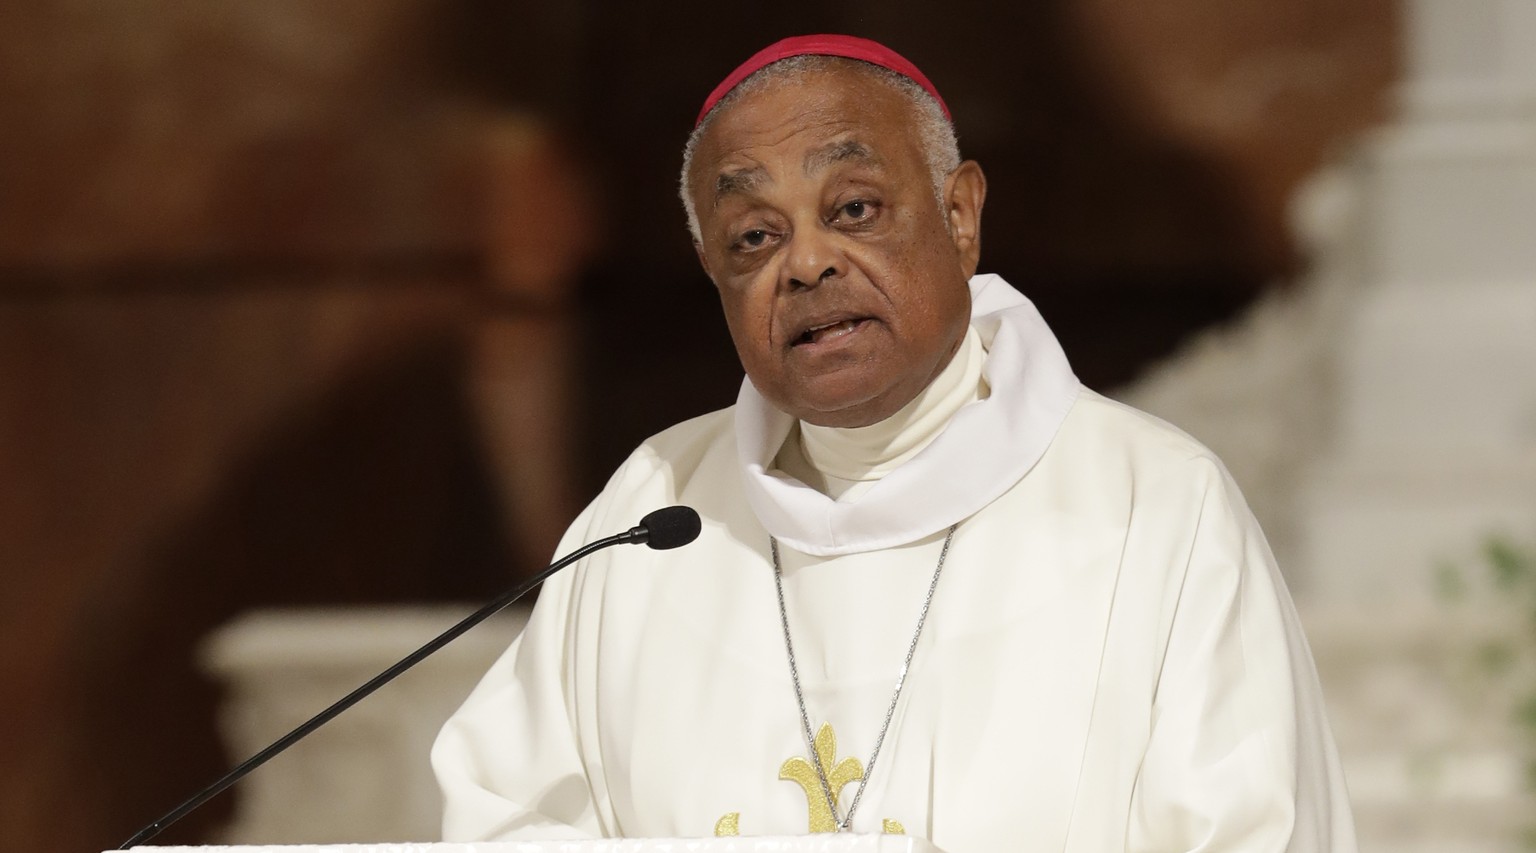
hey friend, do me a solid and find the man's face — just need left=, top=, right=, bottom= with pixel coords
left=688, top=65, right=985, bottom=428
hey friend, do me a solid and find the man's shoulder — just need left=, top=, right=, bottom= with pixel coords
left=557, top=406, right=740, bottom=552
left=1058, top=388, right=1231, bottom=481
left=594, top=406, right=738, bottom=497
left=631, top=406, right=737, bottom=466
left=1041, top=390, right=1263, bottom=549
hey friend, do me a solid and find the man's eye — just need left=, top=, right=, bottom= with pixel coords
left=835, top=200, right=878, bottom=223
left=735, top=229, right=770, bottom=250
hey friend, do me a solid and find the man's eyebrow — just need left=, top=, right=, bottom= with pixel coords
left=804, top=139, right=877, bottom=175
left=714, top=167, right=767, bottom=201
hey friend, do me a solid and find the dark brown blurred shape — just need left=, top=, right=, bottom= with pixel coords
left=0, top=1, right=1395, bottom=850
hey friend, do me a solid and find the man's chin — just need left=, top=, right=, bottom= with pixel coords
left=786, top=389, right=905, bottom=429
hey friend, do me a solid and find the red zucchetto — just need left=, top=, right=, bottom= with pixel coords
left=695, top=34, right=951, bottom=127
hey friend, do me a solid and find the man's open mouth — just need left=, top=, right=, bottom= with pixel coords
left=794, top=318, right=869, bottom=346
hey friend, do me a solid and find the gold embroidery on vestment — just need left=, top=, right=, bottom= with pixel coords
left=714, top=722, right=909, bottom=836
left=780, top=722, right=864, bottom=833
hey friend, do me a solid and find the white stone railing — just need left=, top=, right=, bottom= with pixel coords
left=1302, top=600, right=1533, bottom=853
left=199, top=606, right=527, bottom=844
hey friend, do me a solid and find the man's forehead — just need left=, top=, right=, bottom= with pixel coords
left=711, top=137, right=881, bottom=200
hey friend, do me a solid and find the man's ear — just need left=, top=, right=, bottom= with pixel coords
left=944, top=160, right=987, bottom=278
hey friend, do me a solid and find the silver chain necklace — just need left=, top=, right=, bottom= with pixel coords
left=770, top=524, right=957, bottom=832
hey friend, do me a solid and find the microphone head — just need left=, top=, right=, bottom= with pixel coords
left=639, top=506, right=701, bottom=550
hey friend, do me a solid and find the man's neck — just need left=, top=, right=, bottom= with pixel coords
left=774, top=326, right=988, bottom=500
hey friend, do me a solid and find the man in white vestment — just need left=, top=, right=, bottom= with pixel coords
left=433, top=34, right=1357, bottom=852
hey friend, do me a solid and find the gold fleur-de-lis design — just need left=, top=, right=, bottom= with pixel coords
left=714, top=722, right=909, bottom=836
left=778, top=722, right=864, bottom=833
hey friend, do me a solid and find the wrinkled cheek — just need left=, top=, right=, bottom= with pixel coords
left=713, top=271, right=785, bottom=382
left=719, top=317, right=776, bottom=383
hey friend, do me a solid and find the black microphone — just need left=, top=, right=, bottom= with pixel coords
left=119, top=505, right=702, bottom=849
left=622, top=505, right=703, bottom=550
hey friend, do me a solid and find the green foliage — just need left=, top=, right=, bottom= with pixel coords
left=1487, top=538, right=1536, bottom=591
left=1492, top=538, right=1536, bottom=738
left=1519, top=693, right=1536, bottom=733
left=1436, top=559, right=1469, bottom=602
left=1445, top=534, right=1536, bottom=846
left=1477, top=641, right=1517, bottom=676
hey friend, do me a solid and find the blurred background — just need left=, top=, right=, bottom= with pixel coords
left=3, top=1, right=1534, bottom=851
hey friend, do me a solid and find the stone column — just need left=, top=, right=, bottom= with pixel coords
left=1291, top=5, right=1536, bottom=848
left=1296, top=0, right=1536, bottom=604
left=1402, top=0, right=1536, bottom=121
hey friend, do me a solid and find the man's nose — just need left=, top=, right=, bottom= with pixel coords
left=782, top=224, right=843, bottom=290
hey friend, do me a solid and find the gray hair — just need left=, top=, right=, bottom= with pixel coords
left=678, top=55, right=961, bottom=244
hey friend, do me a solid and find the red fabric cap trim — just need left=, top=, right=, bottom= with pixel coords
left=695, top=34, right=951, bottom=127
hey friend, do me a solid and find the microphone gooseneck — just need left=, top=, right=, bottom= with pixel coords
left=118, top=505, right=700, bottom=849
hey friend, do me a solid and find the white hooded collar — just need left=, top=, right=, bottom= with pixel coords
left=734, top=273, right=1081, bottom=556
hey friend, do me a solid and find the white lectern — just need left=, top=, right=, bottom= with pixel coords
left=119, top=837, right=944, bottom=853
